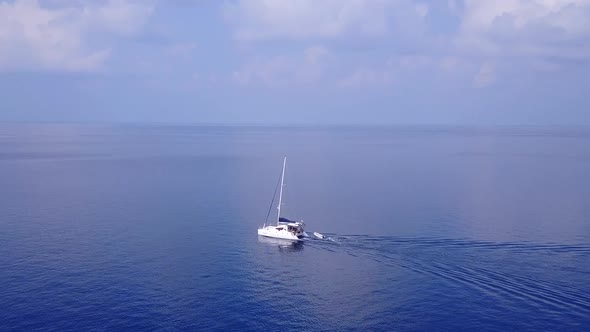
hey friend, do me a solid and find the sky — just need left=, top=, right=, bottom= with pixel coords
left=1, top=0, right=589, bottom=125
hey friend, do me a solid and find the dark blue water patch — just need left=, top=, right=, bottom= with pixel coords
left=305, top=235, right=590, bottom=325
left=1, top=123, right=589, bottom=331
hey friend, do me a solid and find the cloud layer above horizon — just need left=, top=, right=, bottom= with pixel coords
left=1, top=0, right=589, bottom=124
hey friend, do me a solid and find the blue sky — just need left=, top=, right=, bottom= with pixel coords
left=1, top=0, right=589, bottom=125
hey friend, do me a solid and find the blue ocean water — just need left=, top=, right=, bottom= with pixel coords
left=0, top=123, right=589, bottom=331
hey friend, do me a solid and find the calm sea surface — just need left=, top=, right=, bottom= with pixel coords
left=0, top=123, right=589, bottom=331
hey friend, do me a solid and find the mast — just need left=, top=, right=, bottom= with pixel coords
left=276, top=156, right=286, bottom=225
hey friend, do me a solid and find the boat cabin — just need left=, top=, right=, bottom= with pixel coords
left=287, top=223, right=302, bottom=233
left=275, top=222, right=303, bottom=235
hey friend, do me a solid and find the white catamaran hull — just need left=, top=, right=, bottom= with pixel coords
left=258, top=226, right=302, bottom=240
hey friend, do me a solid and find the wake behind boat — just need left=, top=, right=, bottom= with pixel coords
left=258, top=157, right=306, bottom=241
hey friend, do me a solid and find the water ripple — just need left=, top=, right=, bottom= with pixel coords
left=306, top=234, right=590, bottom=321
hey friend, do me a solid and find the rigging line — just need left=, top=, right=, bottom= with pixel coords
left=265, top=166, right=283, bottom=224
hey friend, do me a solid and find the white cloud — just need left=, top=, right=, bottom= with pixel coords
left=165, top=42, right=198, bottom=58
left=473, top=62, right=495, bottom=87
left=448, top=0, right=459, bottom=12
left=457, top=0, right=590, bottom=59
left=86, top=0, right=154, bottom=36
left=439, top=56, right=461, bottom=72
left=232, top=45, right=329, bottom=86
left=414, top=3, right=429, bottom=17
left=223, top=0, right=428, bottom=42
left=0, top=0, right=154, bottom=72
left=394, top=55, right=434, bottom=70
left=224, top=0, right=590, bottom=60
left=304, top=45, right=328, bottom=64
left=338, top=66, right=394, bottom=88
left=223, top=0, right=590, bottom=88
left=232, top=55, right=293, bottom=85
left=224, top=0, right=433, bottom=87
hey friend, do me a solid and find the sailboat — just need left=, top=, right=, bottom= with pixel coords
left=257, top=157, right=306, bottom=241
